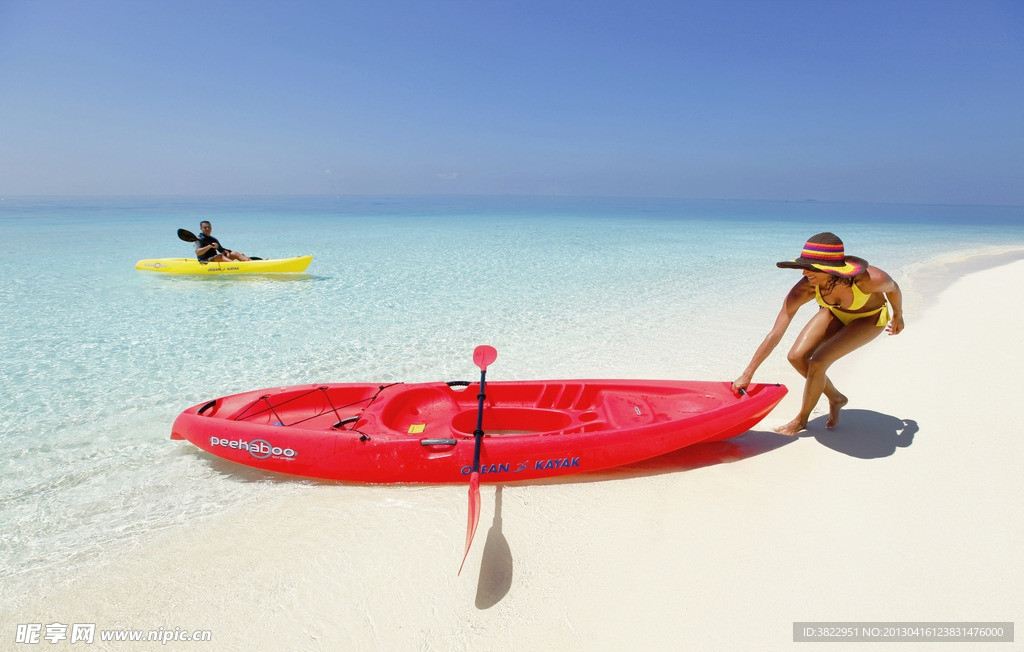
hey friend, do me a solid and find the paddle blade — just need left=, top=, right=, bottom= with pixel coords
left=458, top=472, right=482, bottom=575
left=177, top=228, right=198, bottom=242
left=473, top=345, right=497, bottom=371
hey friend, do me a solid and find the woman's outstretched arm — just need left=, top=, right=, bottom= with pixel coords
left=732, top=279, right=814, bottom=393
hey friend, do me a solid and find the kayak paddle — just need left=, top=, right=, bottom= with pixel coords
left=177, top=228, right=263, bottom=260
left=459, top=344, right=497, bottom=575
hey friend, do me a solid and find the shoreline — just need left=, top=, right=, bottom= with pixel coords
left=898, top=245, right=1024, bottom=318
left=4, top=251, right=1023, bottom=650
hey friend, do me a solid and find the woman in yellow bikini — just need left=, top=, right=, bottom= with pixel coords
left=732, top=232, right=905, bottom=436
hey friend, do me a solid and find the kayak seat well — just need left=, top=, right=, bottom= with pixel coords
left=451, top=407, right=577, bottom=436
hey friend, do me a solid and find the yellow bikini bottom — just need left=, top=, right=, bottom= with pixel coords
left=827, top=303, right=890, bottom=327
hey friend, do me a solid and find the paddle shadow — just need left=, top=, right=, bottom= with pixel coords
left=806, top=409, right=917, bottom=458
left=475, top=485, right=513, bottom=609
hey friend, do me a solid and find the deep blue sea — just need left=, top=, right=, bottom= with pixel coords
left=2, top=195, right=1022, bottom=600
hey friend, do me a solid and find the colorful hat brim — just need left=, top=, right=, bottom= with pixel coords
left=776, top=259, right=864, bottom=277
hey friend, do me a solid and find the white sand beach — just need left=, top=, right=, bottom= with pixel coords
left=5, top=258, right=1022, bottom=651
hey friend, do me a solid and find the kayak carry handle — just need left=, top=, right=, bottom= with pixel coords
left=446, top=381, right=471, bottom=388
left=332, top=416, right=360, bottom=429
left=197, top=399, right=218, bottom=415
left=420, top=438, right=458, bottom=446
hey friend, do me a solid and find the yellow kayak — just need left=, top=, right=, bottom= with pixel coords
left=135, top=255, right=312, bottom=275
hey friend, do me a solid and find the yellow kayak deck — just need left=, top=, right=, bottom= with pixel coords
left=135, top=255, right=312, bottom=275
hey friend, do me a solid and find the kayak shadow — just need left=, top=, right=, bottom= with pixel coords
left=615, top=429, right=795, bottom=476
left=805, top=409, right=917, bottom=459
left=533, top=429, right=796, bottom=486
left=475, top=486, right=513, bottom=609
left=147, top=272, right=316, bottom=283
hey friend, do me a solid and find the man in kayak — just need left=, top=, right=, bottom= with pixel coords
left=195, top=221, right=251, bottom=262
left=732, top=232, right=904, bottom=436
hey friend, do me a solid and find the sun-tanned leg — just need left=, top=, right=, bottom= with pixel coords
left=826, top=393, right=848, bottom=430
left=776, top=310, right=835, bottom=435
left=776, top=313, right=885, bottom=436
left=786, top=309, right=843, bottom=389
left=792, top=358, right=849, bottom=430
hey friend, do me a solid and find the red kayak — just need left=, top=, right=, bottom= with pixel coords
left=171, top=378, right=787, bottom=483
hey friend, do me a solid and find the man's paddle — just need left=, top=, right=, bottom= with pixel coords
left=458, top=344, right=497, bottom=575
left=177, top=228, right=263, bottom=260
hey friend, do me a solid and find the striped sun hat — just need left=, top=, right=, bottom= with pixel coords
left=776, top=232, right=865, bottom=277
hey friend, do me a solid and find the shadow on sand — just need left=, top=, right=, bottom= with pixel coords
left=181, top=414, right=914, bottom=611
left=475, top=486, right=513, bottom=609
left=528, top=428, right=798, bottom=487
left=805, top=409, right=917, bottom=458
left=471, top=429, right=798, bottom=608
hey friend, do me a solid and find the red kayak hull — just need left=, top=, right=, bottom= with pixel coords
left=171, top=379, right=787, bottom=483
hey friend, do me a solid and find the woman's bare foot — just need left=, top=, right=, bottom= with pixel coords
left=826, top=394, right=849, bottom=429
left=774, top=418, right=807, bottom=436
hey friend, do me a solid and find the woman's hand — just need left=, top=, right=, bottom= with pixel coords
left=887, top=314, right=905, bottom=335
left=731, top=373, right=752, bottom=396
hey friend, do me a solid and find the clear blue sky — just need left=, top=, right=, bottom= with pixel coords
left=1, top=0, right=1022, bottom=204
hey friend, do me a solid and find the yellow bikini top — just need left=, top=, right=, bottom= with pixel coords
left=815, top=280, right=871, bottom=310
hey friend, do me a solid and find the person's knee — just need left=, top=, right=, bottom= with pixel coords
left=787, top=349, right=808, bottom=370
left=806, top=354, right=830, bottom=377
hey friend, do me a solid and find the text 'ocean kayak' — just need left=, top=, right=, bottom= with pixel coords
left=171, top=379, right=787, bottom=483
left=135, top=255, right=312, bottom=274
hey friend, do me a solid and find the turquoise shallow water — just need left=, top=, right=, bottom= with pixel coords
left=1, top=195, right=1022, bottom=597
